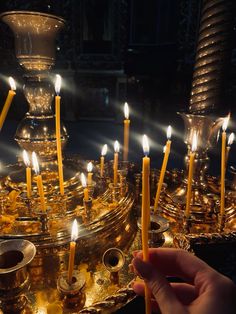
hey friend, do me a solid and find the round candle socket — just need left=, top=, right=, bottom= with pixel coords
left=57, top=270, right=86, bottom=296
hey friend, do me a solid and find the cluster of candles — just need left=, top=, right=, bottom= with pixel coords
left=0, top=76, right=234, bottom=295
left=141, top=114, right=232, bottom=314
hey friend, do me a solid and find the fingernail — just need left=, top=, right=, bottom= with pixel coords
left=132, top=257, right=152, bottom=280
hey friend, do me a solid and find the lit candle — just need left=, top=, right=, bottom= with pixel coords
left=80, top=173, right=89, bottom=201
left=87, top=162, right=93, bottom=185
left=220, top=115, right=230, bottom=218
left=154, top=125, right=172, bottom=211
left=123, top=102, right=130, bottom=161
left=55, top=74, right=64, bottom=196
left=68, top=219, right=79, bottom=285
left=226, top=132, right=234, bottom=166
left=141, top=134, right=151, bottom=314
left=185, top=132, right=198, bottom=218
left=23, top=150, right=32, bottom=198
left=32, top=152, right=46, bottom=212
left=100, top=144, right=107, bottom=177
left=0, top=77, right=16, bottom=131
left=113, top=140, right=120, bottom=186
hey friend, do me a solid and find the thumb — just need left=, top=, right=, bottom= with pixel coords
left=133, top=257, right=183, bottom=314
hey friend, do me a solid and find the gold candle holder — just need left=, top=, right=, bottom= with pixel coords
left=83, top=197, right=92, bottom=223
left=34, top=208, right=51, bottom=233
left=109, top=183, right=121, bottom=203
left=138, top=211, right=169, bottom=247
left=102, top=248, right=125, bottom=284
left=218, top=214, right=225, bottom=233
left=0, top=239, right=36, bottom=312
left=57, top=270, right=86, bottom=309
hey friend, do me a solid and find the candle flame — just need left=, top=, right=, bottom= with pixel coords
left=222, top=114, right=230, bottom=131
left=71, top=219, right=79, bottom=242
left=9, top=77, right=16, bottom=91
left=101, top=144, right=108, bottom=156
left=167, top=125, right=172, bottom=139
left=32, top=151, right=40, bottom=175
left=114, top=140, right=120, bottom=153
left=142, top=134, right=149, bottom=156
left=124, top=102, right=129, bottom=119
left=216, top=130, right=220, bottom=143
left=80, top=172, right=87, bottom=188
left=23, top=150, right=30, bottom=167
left=55, top=74, right=62, bottom=95
left=163, top=145, right=166, bottom=153
left=87, top=161, right=93, bottom=173
left=228, top=132, right=235, bottom=146
left=192, top=132, right=198, bottom=152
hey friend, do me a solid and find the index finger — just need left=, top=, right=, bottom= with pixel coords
left=135, top=248, right=214, bottom=283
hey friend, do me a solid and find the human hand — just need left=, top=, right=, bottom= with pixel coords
left=132, top=248, right=236, bottom=314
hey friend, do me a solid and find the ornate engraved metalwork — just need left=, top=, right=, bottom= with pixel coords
left=189, top=0, right=234, bottom=114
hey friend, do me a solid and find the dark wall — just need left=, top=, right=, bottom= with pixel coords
left=0, top=0, right=235, bottom=123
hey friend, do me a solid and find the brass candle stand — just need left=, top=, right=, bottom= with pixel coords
left=0, top=7, right=236, bottom=314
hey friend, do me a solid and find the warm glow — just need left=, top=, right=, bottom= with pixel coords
left=32, top=152, right=40, bottom=175
left=80, top=172, right=87, bottom=188
left=114, top=140, right=120, bottom=153
left=124, top=102, right=129, bottom=119
left=101, top=144, right=108, bottom=156
left=228, top=132, right=235, bottom=146
left=142, top=134, right=149, bottom=156
left=167, top=125, right=172, bottom=139
left=87, top=161, right=93, bottom=173
left=216, top=130, right=220, bottom=143
left=192, top=132, right=198, bottom=152
left=23, top=150, right=30, bottom=167
left=55, top=74, right=62, bottom=95
left=163, top=145, right=166, bottom=153
left=9, top=77, right=16, bottom=91
left=71, top=219, right=79, bottom=242
left=222, top=114, right=230, bottom=131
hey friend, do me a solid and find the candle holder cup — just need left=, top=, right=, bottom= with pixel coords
left=34, top=207, right=51, bottom=233
left=217, top=214, right=225, bottom=233
left=183, top=215, right=192, bottom=234
left=138, top=210, right=169, bottom=247
left=57, top=270, right=86, bottom=309
left=0, top=239, right=36, bottom=312
left=109, top=183, right=121, bottom=203
left=83, top=197, right=92, bottom=223
left=20, top=192, right=34, bottom=216
left=102, top=248, right=125, bottom=284
left=87, top=181, right=96, bottom=199
left=118, top=169, right=128, bottom=197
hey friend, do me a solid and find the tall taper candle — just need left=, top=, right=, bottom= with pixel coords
left=226, top=132, right=234, bottom=166
left=154, top=125, right=172, bottom=211
left=55, top=74, right=64, bottom=196
left=100, top=144, right=107, bottom=177
left=113, top=141, right=120, bottom=186
left=141, top=134, right=151, bottom=314
left=0, top=77, right=16, bottom=131
left=87, top=162, right=93, bottom=185
left=185, top=132, right=198, bottom=218
left=220, top=116, right=230, bottom=218
left=81, top=173, right=89, bottom=201
left=123, top=102, right=130, bottom=161
left=32, top=152, right=46, bottom=212
left=23, top=150, right=32, bottom=198
left=68, top=219, right=79, bottom=285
